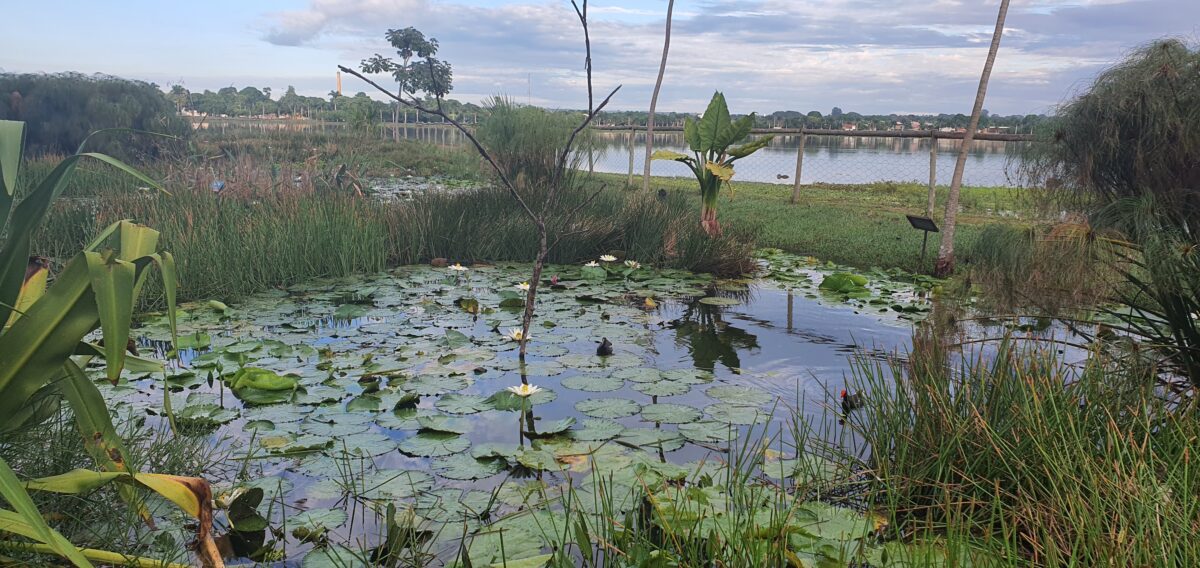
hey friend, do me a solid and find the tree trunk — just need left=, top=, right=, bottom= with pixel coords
left=518, top=226, right=548, bottom=360
left=934, top=0, right=1010, bottom=277
left=642, top=0, right=675, bottom=192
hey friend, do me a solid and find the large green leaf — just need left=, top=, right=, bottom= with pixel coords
left=0, top=257, right=101, bottom=420
left=727, top=135, right=774, bottom=161
left=0, top=120, right=24, bottom=235
left=59, top=361, right=147, bottom=517
left=85, top=252, right=136, bottom=384
left=696, top=92, right=731, bottom=154
left=716, top=114, right=755, bottom=152
left=683, top=116, right=701, bottom=152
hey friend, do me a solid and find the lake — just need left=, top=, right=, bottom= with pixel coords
left=586, top=131, right=1025, bottom=188
left=200, top=120, right=1027, bottom=188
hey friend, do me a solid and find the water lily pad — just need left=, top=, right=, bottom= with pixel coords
left=435, top=393, right=492, bottom=415
left=570, top=419, right=624, bottom=441
left=290, top=508, right=349, bottom=533
left=416, top=414, right=469, bottom=434
left=611, top=367, right=662, bottom=383
left=705, top=403, right=767, bottom=425
left=431, top=454, right=507, bottom=480
left=486, top=388, right=557, bottom=411
left=640, top=403, right=702, bottom=424
left=560, top=374, right=623, bottom=392
left=698, top=296, right=740, bottom=306
left=575, top=398, right=641, bottom=419
left=617, top=428, right=685, bottom=452
left=302, top=419, right=370, bottom=437
left=706, top=385, right=773, bottom=406
left=346, top=394, right=382, bottom=412
left=765, top=454, right=840, bottom=484
left=358, top=469, right=435, bottom=500
left=329, top=431, right=394, bottom=456
left=528, top=417, right=575, bottom=437
left=677, top=421, right=737, bottom=443
left=176, top=403, right=238, bottom=427
left=228, top=367, right=299, bottom=406
left=632, top=380, right=691, bottom=397
left=405, top=374, right=469, bottom=396
left=398, top=431, right=470, bottom=457
left=302, top=545, right=367, bottom=568
left=797, top=502, right=870, bottom=540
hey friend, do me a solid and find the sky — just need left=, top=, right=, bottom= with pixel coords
left=2, top=0, right=1197, bottom=116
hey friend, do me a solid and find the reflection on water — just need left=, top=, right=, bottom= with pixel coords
left=198, top=120, right=1024, bottom=188
left=588, top=131, right=1024, bottom=187
left=669, top=299, right=760, bottom=373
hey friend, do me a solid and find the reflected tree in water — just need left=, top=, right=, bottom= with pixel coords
left=669, top=299, right=759, bottom=372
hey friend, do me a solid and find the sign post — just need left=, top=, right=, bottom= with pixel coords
left=905, top=214, right=940, bottom=270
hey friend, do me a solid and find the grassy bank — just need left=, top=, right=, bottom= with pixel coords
left=33, top=171, right=754, bottom=304
left=601, top=173, right=1038, bottom=272
left=614, top=172, right=1036, bottom=270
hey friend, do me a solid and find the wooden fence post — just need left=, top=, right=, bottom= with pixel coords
left=627, top=128, right=636, bottom=188
left=790, top=129, right=806, bottom=204
left=926, top=131, right=938, bottom=217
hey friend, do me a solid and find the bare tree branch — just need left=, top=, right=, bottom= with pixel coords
left=336, top=64, right=539, bottom=224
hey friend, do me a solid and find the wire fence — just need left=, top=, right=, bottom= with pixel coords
left=582, top=127, right=1033, bottom=190
left=207, top=119, right=1032, bottom=190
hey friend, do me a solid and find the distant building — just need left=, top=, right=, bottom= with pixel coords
left=910, top=121, right=921, bottom=129
left=841, top=122, right=857, bottom=131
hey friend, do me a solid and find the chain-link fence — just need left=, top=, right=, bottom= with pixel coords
left=582, top=128, right=1032, bottom=189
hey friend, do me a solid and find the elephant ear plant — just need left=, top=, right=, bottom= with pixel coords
left=0, top=120, right=225, bottom=568
left=652, top=91, right=773, bottom=236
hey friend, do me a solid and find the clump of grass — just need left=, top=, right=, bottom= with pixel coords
left=850, top=334, right=1200, bottom=566
left=964, top=222, right=1119, bottom=313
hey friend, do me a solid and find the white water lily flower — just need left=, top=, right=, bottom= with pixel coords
left=516, top=282, right=530, bottom=291
left=599, top=255, right=617, bottom=262
left=449, top=263, right=469, bottom=272
left=584, top=261, right=600, bottom=267
left=624, top=260, right=641, bottom=270
left=505, top=328, right=527, bottom=342
left=507, top=383, right=543, bottom=398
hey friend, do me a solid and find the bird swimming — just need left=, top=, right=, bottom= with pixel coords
left=840, top=389, right=864, bottom=414
left=596, top=337, right=613, bottom=356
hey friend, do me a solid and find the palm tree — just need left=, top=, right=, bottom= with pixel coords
left=934, top=0, right=1010, bottom=276
left=641, top=0, right=675, bottom=192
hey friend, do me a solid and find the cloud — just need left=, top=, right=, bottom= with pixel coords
left=260, top=0, right=1200, bottom=114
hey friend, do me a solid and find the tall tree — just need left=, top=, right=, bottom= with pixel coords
left=934, top=0, right=1010, bottom=276
left=641, top=0, right=675, bottom=192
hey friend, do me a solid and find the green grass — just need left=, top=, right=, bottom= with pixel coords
left=32, top=164, right=755, bottom=305
left=599, top=173, right=1038, bottom=272
left=849, top=321, right=1200, bottom=566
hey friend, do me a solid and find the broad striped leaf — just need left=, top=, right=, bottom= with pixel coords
left=84, top=252, right=136, bottom=383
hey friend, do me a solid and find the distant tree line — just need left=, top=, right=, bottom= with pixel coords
left=175, top=84, right=488, bottom=126
left=0, top=72, right=189, bottom=158
left=598, top=107, right=1048, bottom=133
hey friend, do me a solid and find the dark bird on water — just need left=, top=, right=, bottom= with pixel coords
left=596, top=337, right=613, bottom=356
left=840, top=389, right=865, bottom=414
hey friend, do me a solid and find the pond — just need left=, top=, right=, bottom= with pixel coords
left=102, top=253, right=938, bottom=566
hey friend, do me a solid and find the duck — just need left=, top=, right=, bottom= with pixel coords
left=840, top=389, right=865, bottom=414
left=596, top=337, right=614, bottom=357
